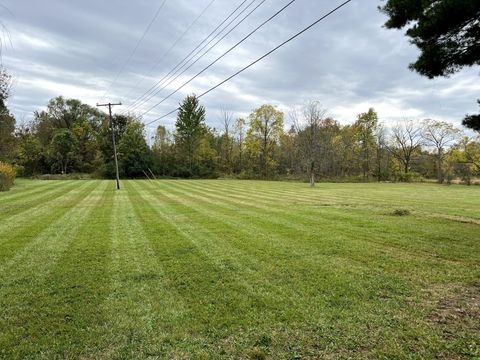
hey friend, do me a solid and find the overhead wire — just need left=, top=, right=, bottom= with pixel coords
left=122, top=0, right=259, bottom=114
left=98, top=0, right=168, bottom=103
left=144, top=0, right=354, bottom=126
left=120, top=0, right=218, bottom=106
left=140, top=0, right=298, bottom=118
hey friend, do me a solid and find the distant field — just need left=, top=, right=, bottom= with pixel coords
left=0, top=179, right=479, bottom=359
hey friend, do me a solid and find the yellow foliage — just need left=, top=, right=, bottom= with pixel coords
left=0, top=161, right=16, bottom=191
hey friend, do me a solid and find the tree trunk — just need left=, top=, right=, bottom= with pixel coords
left=309, top=160, right=315, bottom=187
left=437, top=150, right=443, bottom=183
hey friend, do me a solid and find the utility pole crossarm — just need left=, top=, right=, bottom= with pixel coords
left=97, top=102, right=122, bottom=190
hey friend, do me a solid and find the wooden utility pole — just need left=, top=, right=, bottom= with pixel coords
left=97, top=102, right=122, bottom=190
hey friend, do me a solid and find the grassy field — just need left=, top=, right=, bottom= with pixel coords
left=0, top=179, right=479, bottom=359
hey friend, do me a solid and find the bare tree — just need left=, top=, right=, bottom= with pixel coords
left=292, top=101, right=327, bottom=187
left=234, top=117, right=246, bottom=173
left=390, top=120, right=423, bottom=174
left=220, top=107, right=234, bottom=173
left=421, top=119, right=461, bottom=183
left=374, top=123, right=389, bottom=181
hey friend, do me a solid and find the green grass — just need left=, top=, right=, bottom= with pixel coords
left=0, top=179, right=479, bottom=359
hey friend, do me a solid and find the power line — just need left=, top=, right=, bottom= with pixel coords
left=98, top=0, right=168, bottom=103
left=122, top=0, right=256, bottom=114
left=126, top=0, right=266, bottom=115
left=145, top=0, right=353, bottom=127
left=141, top=0, right=297, bottom=118
left=123, top=0, right=259, bottom=114
left=120, top=0, right=218, bottom=107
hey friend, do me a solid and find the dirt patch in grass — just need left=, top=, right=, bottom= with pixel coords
left=426, top=283, right=480, bottom=358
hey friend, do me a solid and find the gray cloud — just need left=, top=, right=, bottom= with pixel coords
left=2, top=0, right=479, bottom=132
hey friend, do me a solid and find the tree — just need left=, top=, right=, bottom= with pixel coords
left=152, top=125, right=175, bottom=177
left=219, top=108, right=234, bottom=174
left=33, top=96, right=103, bottom=172
left=390, top=120, right=423, bottom=175
left=0, top=67, right=16, bottom=163
left=175, top=95, right=207, bottom=175
left=48, top=129, right=78, bottom=174
left=98, top=114, right=131, bottom=178
left=234, top=117, right=246, bottom=173
left=447, top=136, right=480, bottom=184
left=117, top=120, right=152, bottom=178
left=380, top=0, right=480, bottom=130
left=292, top=101, right=327, bottom=186
left=421, top=119, right=461, bottom=183
left=374, top=123, right=391, bottom=181
left=16, top=126, right=43, bottom=176
left=246, top=105, right=284, bottom=178
left=463, top=100, right=480, bottom=132
left=354, top=108, right=378, bottom=180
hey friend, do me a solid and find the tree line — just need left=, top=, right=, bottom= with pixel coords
left=1, top=90, right=479, bottom=184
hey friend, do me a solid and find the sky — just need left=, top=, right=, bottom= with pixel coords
left=1, top=0, right=479, bottom=135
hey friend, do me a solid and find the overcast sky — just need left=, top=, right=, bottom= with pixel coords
left=2, top=0, right=479, bottom=134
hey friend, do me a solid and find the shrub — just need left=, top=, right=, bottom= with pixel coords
left=396, top=171, right=421, bottom=183
left=0, top=162, right=16, bottom=191
left=391, top=209, right=411, bottom=216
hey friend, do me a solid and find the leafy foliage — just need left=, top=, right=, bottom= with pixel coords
left=117, top=120, right=153, bottom=178
left=246, top=104, right=284, bottom=178
left=175, top=95, right=207, bottom=176
left=380, top=0, right=480, bottom=78
left=462, top=100, right=480, bottom=132
left=0, top=67, right=16, bottom=163
left=380, top=0, right=480, bottom=130
left=3, top=94, right=480, bottom=183
left=0, top=161, right=16, bottom=191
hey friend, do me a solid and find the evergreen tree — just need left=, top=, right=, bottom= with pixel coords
left=174, top=95, right=206, bottom=176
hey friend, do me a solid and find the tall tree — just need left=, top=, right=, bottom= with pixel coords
left=219, top=108, right=234, bottom=174
left=175, top=95, right=206, bottom=175
left=292, top=101, right=327, bottom=186
left=16, top=127, right=43, bottom=176
left=33, top=96, right=103, bottom=172
left=48, top=129, right=78, bottom=174
left=374, top=123, right=391, bottom=181
left=380, top=0, right=480, bottom=130
left=246, top=105, right=284, bottom=178
left=0, top=67, right=16, bottom=162
left=98, top=114, right=130, bottom=178
left=234, top=117, right=246, bottom=173
left=447, top=136, right=480, bottom=184
left=152, top=125, right=175, bottom=177
left=354, top=108, right=378, bottom=180
left=117, top=120, right=152, bottom=178
left=390, top=120, right=423, bottom=174
left=421, top=119, right=461, bottom=183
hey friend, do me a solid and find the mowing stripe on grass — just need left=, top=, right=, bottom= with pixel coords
left=0, top=181, right=101, bottom=283
left=0, top=180, right=87, bottom=236
left=0, top=181, right=97, bottom=265
left=0, top=181, right=111, bottom=359
left=44, top=180, right=115, bottom=358
left=0, top=180, right=80, bottom=221
left=172, top=180, right=479, bottom=264
left=135, top=181, right=429, bottom=356
left=128, top=181, right=292, bottom=319
left=0, top=179, right=478, bottom=359
left=162, top=181, right=476, bottom=288
left=0, top=179, right=59, bottom=202
left=100, top=183, right=189, bottom=359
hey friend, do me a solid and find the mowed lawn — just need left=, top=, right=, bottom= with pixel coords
left=0, top=180, right=479, bottom=359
